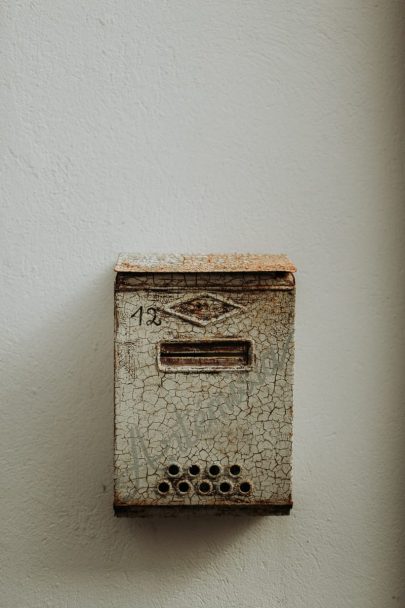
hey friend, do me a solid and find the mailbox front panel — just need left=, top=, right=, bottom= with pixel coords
left=114, top=268, right=295, bottom=515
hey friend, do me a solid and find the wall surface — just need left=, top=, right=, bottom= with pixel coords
left=1, top=2, right=404, bottom=607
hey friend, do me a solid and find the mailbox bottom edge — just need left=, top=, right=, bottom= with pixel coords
left=113, top=503, right=293, bottom=517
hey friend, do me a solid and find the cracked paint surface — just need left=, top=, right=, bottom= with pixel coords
left=114, top=271, right=295, bottom=511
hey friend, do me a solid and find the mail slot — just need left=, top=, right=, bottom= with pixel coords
left=158, top=339, right=253, bottom=371
left=114, top=253, right=296, bottom=515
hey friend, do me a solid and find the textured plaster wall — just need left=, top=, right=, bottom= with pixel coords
left=0, top=2, right=404, bottom=607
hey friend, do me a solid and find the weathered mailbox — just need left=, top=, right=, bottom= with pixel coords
left=114, top=253, right=296, bottom=515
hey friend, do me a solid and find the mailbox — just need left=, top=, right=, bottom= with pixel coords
left=114, top=253, right=296, bottom=515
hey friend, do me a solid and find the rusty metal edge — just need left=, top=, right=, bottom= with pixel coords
left=114, top=272, right=296, bottom=292
left=114, top=503, right=293, bottom=517
left=115, top=253, right=297, bottom=274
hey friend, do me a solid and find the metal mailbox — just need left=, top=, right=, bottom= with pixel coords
left=114, top=253, right=296, bottom=515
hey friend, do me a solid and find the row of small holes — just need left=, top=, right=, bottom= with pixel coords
left=157, top=479, right=252, bottom=496
left=167, top=463, right=242, bottom=479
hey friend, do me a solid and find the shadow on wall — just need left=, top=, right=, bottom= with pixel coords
left=15, top=269, right=266, bottom=577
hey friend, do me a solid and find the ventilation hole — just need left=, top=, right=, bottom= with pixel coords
left=239, top=481, right=252, bottom=494
left=197, top=480, right=213, bottom=495
left=157, top=480, right=171, bottom=495
left=208, top=464, right=221, bottom=477
left=219, top=481, right=233, bottom=494
left=177, top=480, right=191, bottom=494
left=229, top=464, right=241, bottom=477
left=167, top=463, right=181, bottom=477
left=188, top=464, right=200, bottom=476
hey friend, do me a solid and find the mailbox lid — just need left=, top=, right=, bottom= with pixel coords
left=115, top=253, right=296, bottom=274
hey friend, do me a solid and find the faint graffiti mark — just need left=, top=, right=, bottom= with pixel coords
left=131, top=330, right=293, bottom=478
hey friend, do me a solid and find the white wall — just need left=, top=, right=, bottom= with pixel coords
left=1, top=2, right=404, bottom=607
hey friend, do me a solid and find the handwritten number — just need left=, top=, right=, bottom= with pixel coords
left=131, top=306, right=143, bottom=325
left=131, top=306, right=161, bottom=326
left=146, top=307, right=161, bottom=326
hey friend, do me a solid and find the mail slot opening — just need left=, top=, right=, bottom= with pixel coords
left=159, top=339, right=253, bottom=371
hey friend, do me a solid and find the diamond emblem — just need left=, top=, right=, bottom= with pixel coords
left=165, top=293, right=243, bottom=326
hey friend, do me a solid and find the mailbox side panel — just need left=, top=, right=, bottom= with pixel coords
left=114, top=272, right=295, bottom=515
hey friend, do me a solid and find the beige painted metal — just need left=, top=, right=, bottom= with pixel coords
left=114, top=254, right=296, bottom=515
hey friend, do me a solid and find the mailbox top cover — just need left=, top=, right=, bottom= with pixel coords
left=115, top=253, right=296, bottom=274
